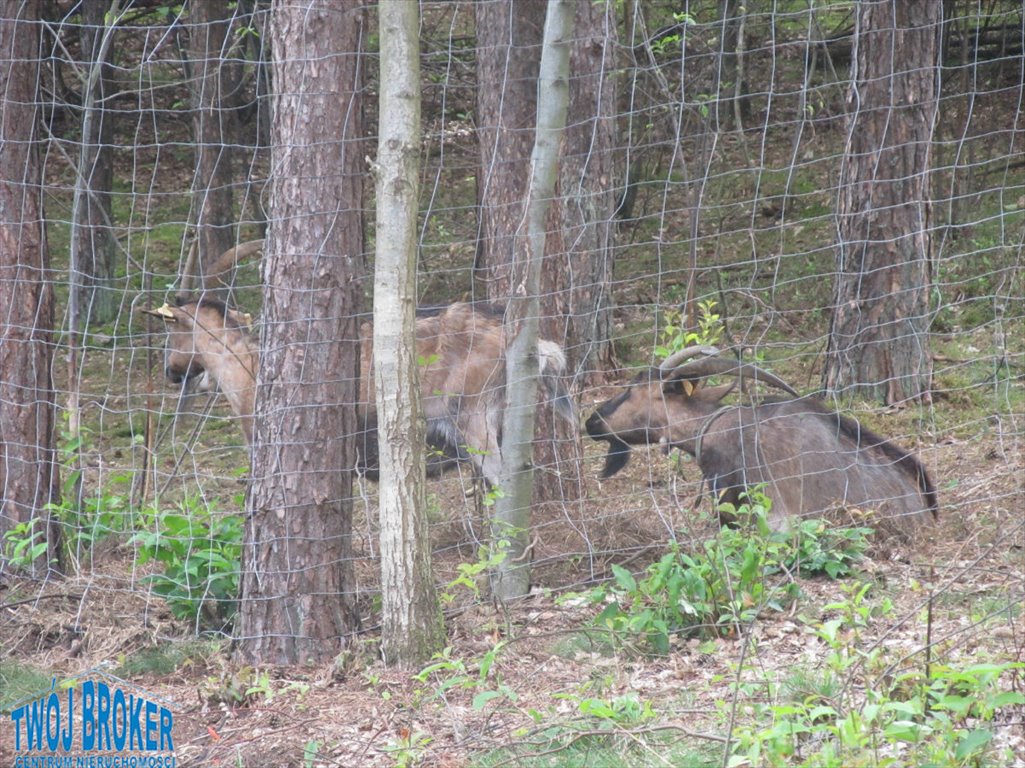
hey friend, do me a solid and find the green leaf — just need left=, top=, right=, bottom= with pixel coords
left=611, top=564, right=637, bottom=593
left=471, top=690, right=505, bottom=710
left=883, top=721, right=924, bottom=742
left=955, top=728, right=993, bottom=760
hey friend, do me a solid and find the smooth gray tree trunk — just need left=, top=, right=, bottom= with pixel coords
left=491, top=0, right=574, bottom=601
left=375, top=0, right=445, bottom=666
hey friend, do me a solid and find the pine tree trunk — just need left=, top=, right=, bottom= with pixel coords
left=474, top=0, right=545, bottom=300
left=186, top=2, right=239, bottom=290
left=824, top=1, right=940, bottom=405
left=548, top=0, right=618, bottom=383
left=237, top=1, right=365, bottom=664
left=71, top=0, right=117, bottom=325
left=0, top=0, right=61, bottom=574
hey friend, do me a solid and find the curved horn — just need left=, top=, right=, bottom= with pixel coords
left=659, top=345, right=721, bottom=371
left=204, top=239, right=265, bottom=290
left=668, top=355, right=800, bottom=397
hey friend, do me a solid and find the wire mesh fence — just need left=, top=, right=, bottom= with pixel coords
left=1, top=1, right=1022, bottom=765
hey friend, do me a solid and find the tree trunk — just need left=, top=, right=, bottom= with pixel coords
left=71, top=0, right=118, bottom=326
left=529, top=0, right=621, bottom=511
left=185, top=1, right=240, bottom=292
left=0, top=0, right=61, bottom=574
left=824, top=0, right=940, bottom=405
left=475, top=0, right=580, bottom=507
left=375, top=0, right=445, bottom=666
left=719, top=0, right=751, bottom=132
left=474, top=0, right=545, bottom=300
left=549, top=0, right=618, bottom=383
left=491, top=0, right=574, bottom=601
left=237, top=0, right=365, bottom=665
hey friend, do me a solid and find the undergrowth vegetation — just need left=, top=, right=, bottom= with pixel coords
left=570, top=492, right=871, bottom=655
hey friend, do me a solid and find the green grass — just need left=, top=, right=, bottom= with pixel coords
left=116, top=639, right=224, bottom=678
left=0, top=662, right=55, bottom=714
left=472, top=733, right=720, bottom=768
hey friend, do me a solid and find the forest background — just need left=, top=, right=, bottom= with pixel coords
left=0, top=1, right=1022, bottom=766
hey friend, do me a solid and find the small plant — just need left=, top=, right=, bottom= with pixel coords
left=382, top=728, right=432, bottom=768
left=302, top=740, right=319, bottom=768
left=554, top=690, right=658, bottom=729
left=574, top=491, right=872, bottom=654
left=655, top=299, right=724, bottom=360
left=2, top=519, right=53, bottom=570
left=578, top=492, right=782, bottom=652
left=734, top=584, right=1025, bottom=768
left=414, top=644, right=517, bottom=712
left=729, top=659, right=1025, bottom=767
left=41, top=417, right=132, bottom=569
left=132, top=497, right=243, bottom=629
left=441, top=545, right=507, bottom=604
left=785, top=518, right=872, bottom=579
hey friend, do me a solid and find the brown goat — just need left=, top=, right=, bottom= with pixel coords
left=143, top=298, right=574, bottom=485
left=585, top=346, right=938, bottom=534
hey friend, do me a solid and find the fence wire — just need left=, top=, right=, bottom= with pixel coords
left=1, top=1, right=1022, bottom=765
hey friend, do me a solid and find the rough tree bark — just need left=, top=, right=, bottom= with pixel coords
left=71, top=0, right=118, bottom=325
left=824, top=0, right=940, bottom=404
left=526, top=0, right=621, bottom=511
left=0, top=0, right=61, bottom=574
left=545, top=0, right=615, bottom=383
left=491, top=0, right=574, bottom=601
left=185, top=1, right=241, bottom=289
left=375, top=0, right=445, bottom=666
left=549, top=0, right=618, bottom=383
left=237, top=0, right=365, bottom=664
left=474, top=0, right=545, bottom=300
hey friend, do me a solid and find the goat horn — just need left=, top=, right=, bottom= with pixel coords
left=139, top=303, right=177, bottom=320
left=205, top=239, right=265, bottom=289
left=659, top=345, right=721, bottom=371
left=668, top=355, right=800, bottom=397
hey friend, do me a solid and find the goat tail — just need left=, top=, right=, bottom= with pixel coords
left=538, top=339, right=576, bottom=424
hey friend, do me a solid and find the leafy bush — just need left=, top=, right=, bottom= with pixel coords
left=2, top=520, right=52, bottom=570
left=782, top=517, right=872, bottom=578
left=576, top=492, right=872, bottom=654
left=132, top=497, right=243, bottom=630
left=655, top=298, right=724, bottom=360
left=731, top=592, right=1025, bottom=768
left=10, top=420, right=133, bottom=571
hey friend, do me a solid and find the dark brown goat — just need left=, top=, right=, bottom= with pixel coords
left=143, top=298, right=574, bottom=485
left=585, top=346, right=938, bottom=533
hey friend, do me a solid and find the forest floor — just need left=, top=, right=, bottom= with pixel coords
left=2, top=408, right=1022, bottom=766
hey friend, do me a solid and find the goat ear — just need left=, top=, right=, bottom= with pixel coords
left=662, top=377, right=698, bottom=397
left=225, top=308, right=254, bottom=328
left=140, top=303, right=177, bottom=322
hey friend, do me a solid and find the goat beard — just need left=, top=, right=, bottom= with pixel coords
left=597, top=436, right=632, bottom=478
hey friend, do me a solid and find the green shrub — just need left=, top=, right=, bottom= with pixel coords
left=132, top=497, right=242, bottom=630
left=730, top=659, right=1025, bottom=767
left=575, top=492, right=872, bottom=654
left=655, top=298, right=724, bottom=360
